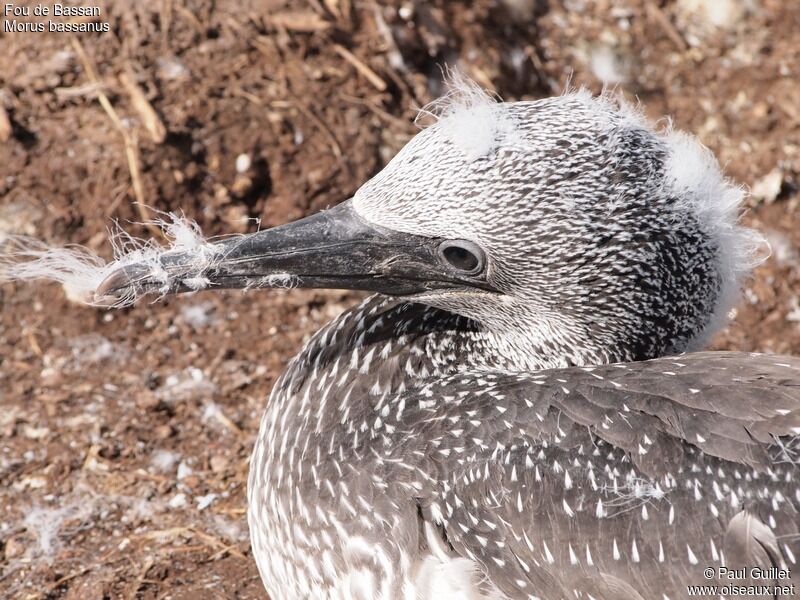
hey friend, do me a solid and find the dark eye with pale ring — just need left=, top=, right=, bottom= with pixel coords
left=437, top=240, right=486, bottom=275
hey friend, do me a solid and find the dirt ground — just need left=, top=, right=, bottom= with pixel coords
left=1, top=0, right=799, bottom=598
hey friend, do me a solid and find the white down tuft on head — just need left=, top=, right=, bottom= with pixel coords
left=417, top=71, right=520, bottom=161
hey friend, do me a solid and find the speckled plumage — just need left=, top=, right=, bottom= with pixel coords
left=247, top=294, right=800, bottom=599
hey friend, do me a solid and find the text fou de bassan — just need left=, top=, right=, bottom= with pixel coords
left=3, top=3, right=109, bottom=32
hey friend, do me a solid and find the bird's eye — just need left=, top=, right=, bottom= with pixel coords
left=438, top=240, right=485, bottom=275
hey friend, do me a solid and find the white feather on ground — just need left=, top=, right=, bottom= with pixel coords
left=0, top=212, right=218, bottom=307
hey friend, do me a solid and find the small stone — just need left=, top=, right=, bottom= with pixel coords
left=196, top=493, right=217, bottom=511
left=40, top=367, right=63, bottom=387
left=157, top=55, right=190, bottom=81
left=177, top=461, right=193, bottom=480
left=136, top=389, right=160, bottom=410
left=231, top=175, right=253, bottom=197
left=676, top=0, right=747, bottom=33
left=168, top=493, right=187, bottom=508
left=398, top=3, right=414, bottom=19
left=4, top=534, right=27, bottom=559
left=181, top=475, right=200, bottom=489
left=210, top=455, right=229, bottom=473
left=151, top=449, right=180, bottom=473
left=752, top=169, right=784, bottom=203
left=235, top=153, right=252, bottom=173
left=23, top=425, right=49, bottom=439
left=154, top=424, right=173, bottom=439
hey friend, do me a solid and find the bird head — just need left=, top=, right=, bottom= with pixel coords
left=98, top=81, right=761, bottom=367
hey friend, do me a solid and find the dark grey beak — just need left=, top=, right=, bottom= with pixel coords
left=96, top=201, right=497, bottom=301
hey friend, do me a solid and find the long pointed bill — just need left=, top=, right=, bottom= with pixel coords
left=96, top=201, right=497, bottom=302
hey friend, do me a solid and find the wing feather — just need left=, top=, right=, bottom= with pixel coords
left=395, top=352, right=800, bottom=599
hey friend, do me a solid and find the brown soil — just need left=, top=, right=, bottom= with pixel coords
left=1, top=1, right=799, bottom=598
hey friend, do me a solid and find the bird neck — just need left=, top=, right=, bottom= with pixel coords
left=475, top=325, right=618, bottom=371
left=423, top=300, right=628, bottom=371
